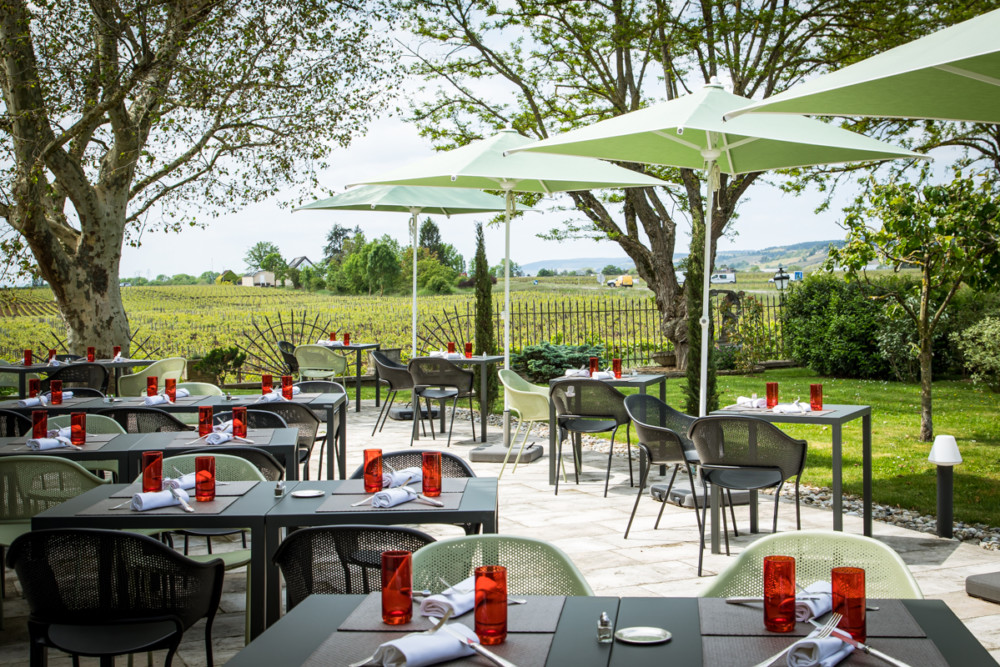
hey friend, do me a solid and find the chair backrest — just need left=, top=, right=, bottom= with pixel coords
left=0, top=456, right=108, bottom=523
left=549, top=377, right=629, bottom=425
left=154, top=453, right=267, bottom=482
left=408, top=357, right=473, bottom=392
left=624, top=394, right=696, bottom=466
left=251, top=402, right=320, bottom=449
left=294, top=345, right=347, bottom=376
left=277, top=341, right=299, bottom=373
left=194, top=446, right=285, bottom=481
left=176, top=381, right=224, bottom=396
left=48, top=414, right=126, bottom=435
left=54, top=354, right=83, bottom=362
left=293, top=380, right=346, bottom=395
left=64, top=387, right=106, bottom=398
left=371, top=351, right=413, bottom=391
left=0, top=409, right=31, bottom=437
left=213, top=409, right=289, bottom=430
left=688, top=415, right=806, bottom=480
left=39, top=363, right=110, bottom=393
left=498, top=370, right=550, bottom=422
left=273, top=525, right=437, bottom=610
left=7, top=527, right=223, bottom=631
left=117, top=358, right=187, bottom=396
left=699, top=530, right=923, bottom=599
left=97, top=407, right=193, bottom=433
left=348, top=450, right=476, bottom=480
left=412, top=535, right=593, bottom=596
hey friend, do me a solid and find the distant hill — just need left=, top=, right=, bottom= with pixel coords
left=521, top=240, right=844, bottom=275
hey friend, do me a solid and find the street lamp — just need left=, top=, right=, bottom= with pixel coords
left=929, top=435, right=963, bottom=538
left=773, top=265, right=790, bottom=291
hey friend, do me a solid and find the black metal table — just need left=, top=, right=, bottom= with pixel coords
left=0, top=359, right=156, bottom=398
left=262, top=478, right=500, bottom=628
left=410, top=355, right=504, bottom=444
left=0, top=432, right=150, bottom=473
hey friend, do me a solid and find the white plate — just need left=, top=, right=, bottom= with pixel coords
left=290, top=489, right=325, bottom=498
left=614, top=626, right=672, bottom=645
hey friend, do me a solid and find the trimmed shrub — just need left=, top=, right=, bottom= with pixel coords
left=511, top=341, right=605, bottom=382
left=954, top=317, right=1000, bottom=392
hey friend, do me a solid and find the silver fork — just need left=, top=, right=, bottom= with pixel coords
left=750, top=612, right=842, bottom=667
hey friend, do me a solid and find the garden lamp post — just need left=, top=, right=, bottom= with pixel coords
left=929, top=434, right=963, bottom=538
left=773, top=266, right=790, bottom=291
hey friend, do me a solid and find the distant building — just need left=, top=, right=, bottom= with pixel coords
left=241, top=270, right=275, bottom=287
left=287, top=256, right=315, bottom=270
left=216, top=270, right=240, bottom=285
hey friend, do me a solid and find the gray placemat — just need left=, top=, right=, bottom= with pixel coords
left=76, top=494, right=238, bottom=516
left=160, top=431, right=273, bottom=448
left=719, top=405, right=834, bottom=417
left=331, top=478, right=469, bottom=495
left=317, top=493, right=464, bottom=513
left=0, top=437, right=113, bottom=454
left=112, top=480, right=259, bottom=498
left=304, top=629, right=554, bottom=667
left=702, top=636, right=948, bottom=667
left=340, top=592, right=565, bottom=633
left=698, top=598, right=925, bottom=638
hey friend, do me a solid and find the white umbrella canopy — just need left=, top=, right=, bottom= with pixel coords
left=512, top=80, right=925, bottom=416
left=295, top=185, right=511, bottom=357
left=726, top=8, right=1000, bottom=123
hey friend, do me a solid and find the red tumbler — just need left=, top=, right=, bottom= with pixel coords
left=261, top=374, right=273, bottom=394
left=23, top=349, right=31, bottom=366
left=465, top=342, right=473, bottom=359
left=165, top=378, right=177, bottom=403
left=363, top=449, right=382, bottom=493
left=832, top=567, right=866, bottom=642
left=281, top=375, right=294, bottom=400
left=113, top=345, right=121, bottom=358
left=28, top=378, right=40, bottom=398
left=381, top=551, right=413, bottom=625
left=47, top=349, right=56, bottom=362
left=198, top=406, right=213, bottom=437
left=475, top=565, right=508, bottom=645
left=810, top=384, right=823, bottom=411
left=612, top=358, right=622, bottom=379
left=343, top=332, right=350, bottom=346
left=31, top=411, right=47, bottom=440
left=763, top=555, right=796, bottom=633
left=232, top=406, right=247, bottom=438
left=588, top=357, right=599, bottom=376
left=86, top=347, right=95, bottom=362
left=70, top=412, right=86, bottom=446
left=422, top=451, right=442, bottom=497
left=146, top=376, right=158, bottom=397
left=50, top=380, right=63, bottom=405
left=765, top=382, right=779, bottom=409
left=447, top=341, right=456, bottom=354
left=142, top=451, right=163, bottom=493
left=195, top=456, right=216, bottom=502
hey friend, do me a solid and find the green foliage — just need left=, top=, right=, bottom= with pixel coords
left=954, top=317, right=1000, bottom=392
left=730, top=295, right=771, bottom=372
left=511, top=341, right=605, bottom=382
left=536, top=268, right=556, bottom=277
left=473, top=223, right=498, bottom=412
left=215, top=270, right=240, bottom=285
left=245, top=242, right=281, bottom=272
left=602, top=265, right=624, bottom=276
left=194, top=346, right=246, bottom=383
left=367, top=241, right=401, bottom=296
left=324, top=224, right=360, bottom=263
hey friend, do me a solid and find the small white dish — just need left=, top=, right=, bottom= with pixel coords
left=290, top=489, right=325, bottom=498
left=614, top=626, right=672, bottom=645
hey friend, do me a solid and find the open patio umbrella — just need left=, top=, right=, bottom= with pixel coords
left=295, top=185, right=511, bottom=357
left=511, top=80, right=924, bottom=416
left=352, top=128, right=669, bottom=442
left=726, top=8, right=1000, bottom=123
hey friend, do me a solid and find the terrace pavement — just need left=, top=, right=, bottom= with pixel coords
left=1, top=397, right=999, bottom=665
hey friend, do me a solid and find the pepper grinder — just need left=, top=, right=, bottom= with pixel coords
left=597, top=611, right=613, bottom=643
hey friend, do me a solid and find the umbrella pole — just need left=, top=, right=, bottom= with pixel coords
left=410, top=209, right=420, bottom=358
left=698, top=152, right=720, bottom=418
left=503, top=188, right=513, bottom=448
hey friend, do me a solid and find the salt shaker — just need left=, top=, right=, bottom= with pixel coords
left=597, top=611, right=613, bottom=643
left=274, top=480, right=285, bottom=498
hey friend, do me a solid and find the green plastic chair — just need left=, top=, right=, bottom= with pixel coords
left=176, top=381, right=224, bottom=396
left=497, top=370, right=551, bottom=478
left=118, top=357, right=187, bottom=396
left=699, top=530, right=923, bottom=599
left=47, top=414, right=125, bottom=480
left=293, top=345, right=347, bottom=382
left=412, top=535, right=594, bottom=596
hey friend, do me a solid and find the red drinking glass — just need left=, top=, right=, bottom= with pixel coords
left=475, top=565, right=508, bottom=645
left=765, top=382, right=779, bottom=409
left=146, top=376, right=158, bottom=397
left=113, top=345, right=121, bottom=358
left=142, top=451, right=163, bottom=493
left=343, top=332, right=350, bottom=346
left=832, top=567, right=866, bottom=642
left=261, top=374, right=273, bottom=394
left=70, top=412, right=86, bottom=446
left=22, top=349, right=31, bottom=366
left=165, top=378, right=177, bottom=403
left=28, top=378, right=40, bottom=398
left=329, top=332, right=336, bottom=342
left=465, top=342, right=473, bottom=359
left=195, top=456, right=216, bottom=502
left=47, top=349, right=56, bottom=362
left=810, top=384, right=823, bottom=411
left=281, top=375, right=294, bottom=400
left=31, top=411, right=47, bottom=440
left=381, top=551, right=413, bottom=625
left=588, top=357, right=599, bottom=376
left=447, top=341, right=456, bottom=354
left=86, top=346, right=95, bottom=362
left=50, top=380, right=63, bottom=405
left=763, top=555, right=796, bottom=633
left=232, top=406, right=247, bottom=438
left=422, top=451, right=442, bottom=497
left=363, top=449, right=383, bottom=493
left=198, top=406, right=213, bottom=437
left=612, top=358, right=622, bottom=379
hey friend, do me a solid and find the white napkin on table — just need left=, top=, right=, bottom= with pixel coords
left=43, top=390, right=73, bottom=401
left=47, top=359, right=61, bottom=367
left=795, top=582, right=833, bottom=622
left=737, top=396, right=767, bottom=409
left=317, top=338, right=344, bottom=347
left=47, top=427, right=72, bottom=439
left=164, top=473, right=196, bottom=490
left=591, top=371, right=614, bottom=380
left=215, top=421, right=233, bottom=433
left=26, top=437, right=74, bottom=451
left=371, top=486, right=417, bottom=508
left=130, top=488, right=190, bottom=511
left=383, top=467, right=422, bottom=488
left=112, top=353, right=123, bottom=362
left=255, top=392, right=287, bottom=403
left=144, top=394, right=170, bottom=406
left=773, top=400, right=811, bottom=414
left=418, top=576, right=476, bottom=619
left=564, top=368, right=590, bottom=377
left=786, top=627, right=854, bottom=667
left=361, top=623, right=478, bottom=667
left=18, top=396, right=47, bottom=407
left=174, top=388, right=190, bottom=398
left=206, top=432, right=234, bottom=445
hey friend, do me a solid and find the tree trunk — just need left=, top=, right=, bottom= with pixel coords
left=918, top=267, right=933, bottom=442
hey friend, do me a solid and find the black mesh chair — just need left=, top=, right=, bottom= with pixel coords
left=370, top=351, right=414, bottom=436
left=688, top=415, right=808, bottom=575
left=252, top=402, right=321, bottom=479
left=97, top=407, right=193, bottom=433
left=408, top=357, right=476, bottom=448
left=549, top=377, right=632, bottom=497
left=277, top=340, right=298, bottom=375
left=213, top=409, right=289, bottom=430
left=273, top=525, right=436, bottom=611
left=39, top=363, right=110, bottom=394
left=623, top=394, right=700, bottom=539
left=0, top=409, right=31, bottom=437
left=7, top=528, right=224, bottom=667
left=293, top=380, right=345, bottom=394
left=198, top=445, right=285, bottom=481
left=64, top=387, right=105, bottom=398
left=53, top=354, right=83, bottom=362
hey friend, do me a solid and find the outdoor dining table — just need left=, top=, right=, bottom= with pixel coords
left=0, top=431, right=148, bottom=473
left=224, top=593, right=993, bottom=666
left=317, top=340, right=381, bottom=412
left=262, top=477, right=500, bottom=628
left=0, top=357, right=155, bottom=398
left=410, top=354, right=505, bottom=444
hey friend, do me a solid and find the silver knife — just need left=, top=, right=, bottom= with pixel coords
left=168, top=486, right=195, bottom=513
left=809, top=619, right=913, bottom=667
left=438, top=625, right=518, bottom=667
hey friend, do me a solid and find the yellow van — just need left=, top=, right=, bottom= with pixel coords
left=615, top=274, right=634, bottom=287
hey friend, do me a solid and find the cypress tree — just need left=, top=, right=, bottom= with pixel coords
left=473, top=222, right=498, bottom=412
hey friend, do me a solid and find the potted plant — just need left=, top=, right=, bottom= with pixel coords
left=650, top=349, right=676, bottom=367
left=192, top=346, right=246, bottom=385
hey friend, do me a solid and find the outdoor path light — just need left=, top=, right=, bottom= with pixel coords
left=773, top=266, right=790, bottom=291
left=929, top=435, right=963, bottom=538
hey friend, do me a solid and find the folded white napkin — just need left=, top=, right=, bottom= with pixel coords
left=564, top=368, right=590, bottom=377
left=43, top=390, right=74, bottom=400
left=773, top=400, right=811, bottom=414
left=317, top=339, right=344, bottom=347
left=383, top=467, right=422, bottom=488
left=428, top=350, right=463, bottom=360
left=591, top=370, right=614, bottom=380
left=47, top=359, right=61, bottom=367
left=362, top=623, right=478, bottom=667
left=787, top=627, right=854, bottom=667
left=130, top=488, right=190, bottom=511
left=18, top=396, right=47, bottom=407
left=419, top=576, right=476, bottom=619
left=164, top=473, right=196, bottom=490
left=47, top=426, right=72, bottom=439
left=174, top=388, right=190, bottom=398
left=255, top=392, right=287, bottom=403
left=112, top=353, right=123, bottom=362
left=371, top=486, right=417, bottom=508
left=26, top=437, right=74, bottom=451
left=144, top=394, right=170, bottom=406
left=737, top=395, right=767, bottom=409
left=215, top=421, right=233, bottom=433
left=206, top=432, right=233, bottom=445
left=796, top=582, right=833, bottom=622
